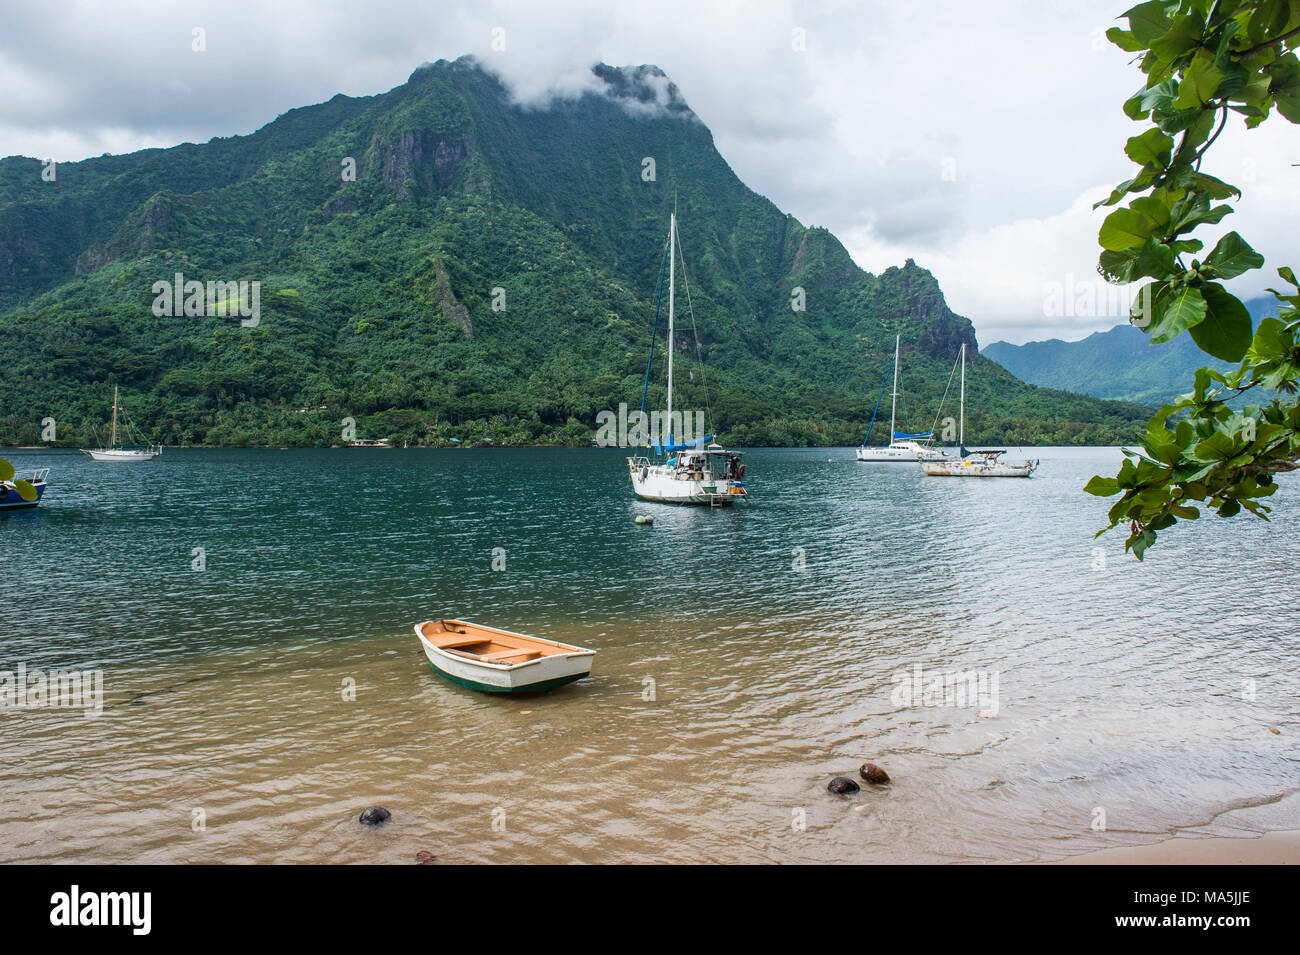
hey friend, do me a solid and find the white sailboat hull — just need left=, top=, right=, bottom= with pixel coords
left=922, top=459, right=1036, bottom=477
left=629, top=464, right=743, bottom=505
left=82, top=448, right=160, bottom=462
left=857, top=441, right=947, bottom=463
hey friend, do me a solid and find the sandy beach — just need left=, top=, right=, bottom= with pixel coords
left=1059, top=829, right=1300, bottom=865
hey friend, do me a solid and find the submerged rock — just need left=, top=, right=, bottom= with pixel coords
left=859, top=762, right=890, bottom=785
left=827, top=776, right=860, bottom=794
left=358, top=806, right=391, bottom=826
left=415, top=850, right=437, bottom=864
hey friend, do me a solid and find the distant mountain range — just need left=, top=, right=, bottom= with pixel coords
left=982, top=297, right=1278, bottom=407
left=0, top=57, right=1151, bottom=447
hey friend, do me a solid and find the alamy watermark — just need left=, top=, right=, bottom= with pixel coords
left=1, top=664, right=103, bottom=715
left=1043, top=272, right=1151, bottom=322
left=594, top=403, right=706, bottom=448
left=151, top=272, right=260, bottom=327
left=890, top=663, right=1000, bottom=714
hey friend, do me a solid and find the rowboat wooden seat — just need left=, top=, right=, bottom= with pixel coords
left=480, top=648, right=542, bottom=662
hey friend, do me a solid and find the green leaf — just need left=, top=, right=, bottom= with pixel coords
left=1095, top=177, right=1138, bottom=209
left=1124, top=127, right=1175, bottom=167
left=1107, top=27, right=1145, bottom=52
left=1149, top=284, right=1208, bottom=342
left=1100, top=238, right=1177, bottom=283
left=1084, top=476, right=1121, bottom=496
left=1152, top=9, right=1206, bottom=63
left=1128, top=79, right=1178, bottom=121
left=1190, top=283, right=1253, bottom=361
left=1204, top=231, right=1264, bottom=279
left=1169, top=193, right=1232, bottom=236
left=1189, top=429, right=1237, bottom=462
left=1172, top=49, right=1223, bottom=107
left=1130, top=527, right=1157, bottom=560
left=1249, top=316, right=1290, bottom=360
left=1100, top=194, right=1173, bottom=251
left=1191, top=172, right=1241, bottom=200
left=1125, top=1, right=1173, bottom=44
left=12, top=479, right=37, bottom=502
left=1100, top=207, right=1157, bottom=251
left=1133, top=238, right=1178, bottom=280
left=0, top=457, right=12, bottom=482
left=1267, top=52, right=1300, bottom=123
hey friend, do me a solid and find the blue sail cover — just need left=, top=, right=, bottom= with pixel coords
left=654, top=434, right=715, bottom=454
left=893, top=430, right=933, bottom=440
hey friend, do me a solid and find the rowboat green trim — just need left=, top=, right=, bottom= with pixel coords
left=426, top=661, right=589, bottom=694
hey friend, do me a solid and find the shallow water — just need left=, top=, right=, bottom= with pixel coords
left=1, top=446, right=1296, bottom=863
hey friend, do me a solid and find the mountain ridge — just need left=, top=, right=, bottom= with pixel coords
left=0, top=57, right=1150, bottom=448
left=983, top=296, right=1277, bottom=406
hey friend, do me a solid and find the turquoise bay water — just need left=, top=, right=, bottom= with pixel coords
left=0, top=446, right=1297, bottom=863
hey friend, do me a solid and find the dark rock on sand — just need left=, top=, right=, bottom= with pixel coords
left=358, top=806, right=391, bottom=826
left=859, top=762, right=891, bottom=785
left=415, top=850, right=437, bottom=864
left=827, top=776, right=860, bottom=794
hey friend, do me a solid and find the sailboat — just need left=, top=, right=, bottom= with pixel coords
left=857, top=334, right=949, bottom=463
left=921, top=344, right=1037, bottom=478
left=626, top=212, right=748, bottom=506
left=80, top=386, right=162, bottom=462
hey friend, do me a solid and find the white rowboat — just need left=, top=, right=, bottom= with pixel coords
left=413, top=619, right=595, bottom=693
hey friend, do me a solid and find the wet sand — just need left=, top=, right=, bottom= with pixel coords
left=1058, top=829, right=1300, bottom=864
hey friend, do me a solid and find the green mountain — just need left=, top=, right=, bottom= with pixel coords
left=982, top=297, right=1277, bottom=406
left=0, top=57, right=1150, bottom=448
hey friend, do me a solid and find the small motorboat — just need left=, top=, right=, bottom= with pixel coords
left=0, top=467, right=48, bottom=510
left=413, top=619, right=595, bottom=693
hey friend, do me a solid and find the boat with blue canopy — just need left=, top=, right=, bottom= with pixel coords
left=858, top=334, right=949, bottom=463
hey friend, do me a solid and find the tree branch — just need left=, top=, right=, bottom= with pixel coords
left=1232, top=23, right=1300, bottom=59
left=1193, top=106, right=1229, bottom=171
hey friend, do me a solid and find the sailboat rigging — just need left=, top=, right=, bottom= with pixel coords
left=921, top=344, right=1038, bottom=478
left=857, top=334, right=949, bottom=463
left=80, top=386, right=162, bottom=462
left=626, top=211, right=748, bottom=506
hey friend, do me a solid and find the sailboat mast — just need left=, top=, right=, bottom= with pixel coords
left=111, top=386, right=119, bottom=448
left=958, top=344, right=965, bottom=450
left=666, top=212, right=676, bottom=438
left=890, top=334, right=899, bottom=442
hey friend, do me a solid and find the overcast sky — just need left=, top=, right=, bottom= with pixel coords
left=3, top=0, right=1296, bottom=344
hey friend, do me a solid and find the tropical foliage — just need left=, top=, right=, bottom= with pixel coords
left=1086, top=0, right=1300, bottom=557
